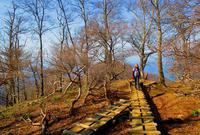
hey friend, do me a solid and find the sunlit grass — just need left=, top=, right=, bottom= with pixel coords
left=192, top=109, right=200, bottom=117
left=111, top=80, right=130, bottom=91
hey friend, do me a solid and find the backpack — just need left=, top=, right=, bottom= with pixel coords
left=133, top=68, right=140, bottom=77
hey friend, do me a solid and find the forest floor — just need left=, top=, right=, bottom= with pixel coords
left=0, top=80, right=200, bottom=135
left=0, top=86, right=109, bottom=135
left=151, top=81, right=200, bottom=134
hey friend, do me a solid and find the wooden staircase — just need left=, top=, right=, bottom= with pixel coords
left=63, top=80, right=161, bottom=135
left=63, top=99, right=131, bottom=135
left=128, top=88, right=161, bottom=135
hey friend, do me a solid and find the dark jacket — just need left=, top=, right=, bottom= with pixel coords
left=133, top=67, right=140, bottom=78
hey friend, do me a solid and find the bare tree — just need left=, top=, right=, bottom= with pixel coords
left=0, top=2, right=30, bottom=105
left=73, top=0, right=92, bottom=103
left=127, top=0, right=156, bottom=74
left=51, top=46, right=84, bottom=115
left=56, top=0, right=68, bottom=92
left=149, top=0, right=167, bottom=85
left=30, top=56, right=40, bottom=98
left=90, top=0, right=125, bottom=101
left=57, top=0, right=75, bottom=47
left=167, top=0, right=200, bottom=80
left=55, top=0, right=77, bottom=93
left=22, top=0, right=51, bottom=96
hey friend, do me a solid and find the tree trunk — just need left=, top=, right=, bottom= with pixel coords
left=182, top=35, right=190, bottom=78
left=59, top=74, right=63, bottom=92
left=69, top=75, right=82, bottom=115
left=22, top=77, right=27, bottom=100
left=157, top=22, right=165, bottom=85
left=11, top=79, right=16, bottom=104
left=103, top=80, right=109, bottom=101
left=17, top=76, right=20, bottom=102
left=30, top=63, right=40, bottom=98
left=83, top=22, right=89, bottom=104
left=155, top=2, right=165, bottom=85
left=59, top=40, right=63, bottom=92
left=6, top=92, right=9, bottom=107
left=140, top=56, right=144, bottom=78
left=39, top=34, right=44, bottom=96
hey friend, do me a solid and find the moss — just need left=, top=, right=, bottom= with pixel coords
left=53, top=95, right=62, bottom=102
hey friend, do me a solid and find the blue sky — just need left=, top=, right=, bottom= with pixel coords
left=125, top=54, right=175, bottom=80
left=0, top=0, right=57, bottom=59
left=0, top=0, right=176, bottom=80
left=0, top=0, right=83, bottom=58
left=0, top=0, right=11, bottom=18
left=0, top=0, right=11, bottom=50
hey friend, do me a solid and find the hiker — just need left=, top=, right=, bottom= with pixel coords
left=133, top=64, right=140, bottom=89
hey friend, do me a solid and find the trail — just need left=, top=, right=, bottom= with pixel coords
left=63, top=80, right=164, bottom=135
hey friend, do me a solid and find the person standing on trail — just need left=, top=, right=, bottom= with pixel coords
left=133, top=64, right=140, bottom=90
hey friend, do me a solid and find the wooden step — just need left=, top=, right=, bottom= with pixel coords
left=132, top=106, right=150, bottom=109
left=71, top=126, right=84, bottom=133
left=142, top=113, right=153, bottom=116
left=131, top=97, right=140, bottom=99
left=131, top=103, right=148, bottom=106
left=135, top=95, right=145, bottom=97
left=131, top=101, right=147, bottom=103
left=129, top=118, right=157, bottom=125
left=137, top=94, right=145, bottom=96
left=143, top=119, right=155, bottom=123
left=144, top=125, right=157, bottom=131
left=95, top=113, right=114, bottom=118
left=131, top=109, right=151, bottom=113
left=132, top=113, right=142, bottom=117
left=131, top=104, right=149, bottom=107
left=132, top=100, right=147, bottom=102
left=130, top=118, right=143, bottom=125
left=131, top=111, right=152, bottom=115
left=85, top=117, right=103, bottom=122
left=129, top=122, right=157, bottom=127
left=128, top=130, right=161, bottom=135
left=90, top=120, right=107, bottom=128
left=76, top=123, right=91, bottom=129
left=132, top=102, right=148, bottom=104
left=63, top=130, right=78, bottom=135
left=131, top=96, right=143, bottom=99
left=131, top=98, right=146, bottom=100
left=131, top=116, right=154, bottom=119
left=132, top=104, right=149, bottom=106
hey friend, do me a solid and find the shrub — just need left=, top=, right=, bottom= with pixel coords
left=192, top=109, right=200, bottom=117
left=0, top=112, right=5, bottom=119
left=53, top=95, right=62, bottom=102
left=22, top=113, right=33, bottom=120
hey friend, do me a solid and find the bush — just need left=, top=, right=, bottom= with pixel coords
left=0, top=112, right=5, bottom=119
left=192, top=109, right=200, bottom=117
left=22, top=113, right=33, bottom=120
left=53, top=95, right=62, bottom=102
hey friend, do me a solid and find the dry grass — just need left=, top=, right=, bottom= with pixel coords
left=0, top=80, right=132, bottom=135
left=110, top=80, right=130, bottom=92
left=0, top=86, right=110, bottom=135
left=150, top=82, right=200, bottom=134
